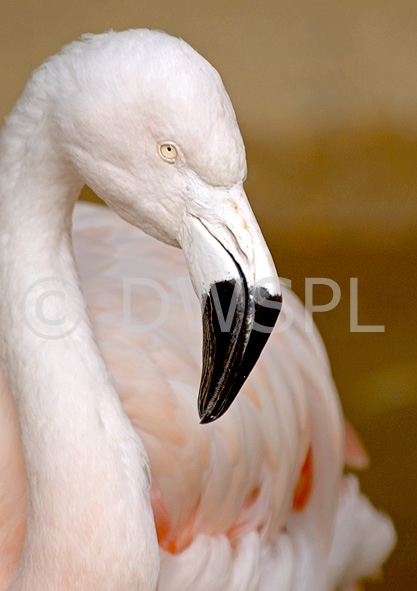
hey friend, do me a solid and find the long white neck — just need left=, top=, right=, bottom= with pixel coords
left=0, top=81, right=159, bottom=591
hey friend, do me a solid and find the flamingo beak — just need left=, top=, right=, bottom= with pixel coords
left=178, top=186, right=282, bottom=423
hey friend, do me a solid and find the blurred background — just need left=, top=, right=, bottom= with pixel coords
left=1, top=1, right=416, bottom=588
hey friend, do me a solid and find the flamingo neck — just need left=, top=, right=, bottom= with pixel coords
left=0, top=93, right=159, bottom=589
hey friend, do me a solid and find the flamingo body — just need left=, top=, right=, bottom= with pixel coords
left=1, top=202, right=394, bottom=590
left=75, top=203, right=395, bottom=590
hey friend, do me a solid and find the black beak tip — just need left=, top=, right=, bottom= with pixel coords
left=198, top=394, right=234, bottom=424
left=198, top=392, right=227, bottom=424
left=198, top=277, right=282, bottom=425
left=199, top=413, right=215, bottom=425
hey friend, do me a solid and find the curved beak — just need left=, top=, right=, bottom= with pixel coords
left=178, top=185, right=282, bottom=423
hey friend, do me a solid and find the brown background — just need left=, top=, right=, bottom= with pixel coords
left=1, top=1, right=416, bottom=589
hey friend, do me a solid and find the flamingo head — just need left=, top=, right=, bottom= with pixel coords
left=48, top=29, right=282, bottom=421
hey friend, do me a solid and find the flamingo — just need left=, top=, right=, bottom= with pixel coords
left=0, top=29, right=395, bottom=591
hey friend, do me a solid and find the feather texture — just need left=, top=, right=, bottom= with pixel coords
left=85, top=203, right=397, bottom=587
left=0, top=201, right=395, bottom=589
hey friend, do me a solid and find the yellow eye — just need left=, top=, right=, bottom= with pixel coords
left=159, top=143, right=178, bottom=161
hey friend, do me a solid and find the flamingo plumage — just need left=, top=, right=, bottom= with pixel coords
left=0, top=29, right=395, bottom=590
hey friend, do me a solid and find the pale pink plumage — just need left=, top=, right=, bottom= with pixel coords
left=0, top=201, right=395, bottom=590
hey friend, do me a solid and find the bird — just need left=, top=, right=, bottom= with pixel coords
left=0, top=29, right=395, bottom=591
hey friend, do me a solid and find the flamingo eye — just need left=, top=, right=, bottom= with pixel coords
left=159, top=143, right=178, bottom=161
